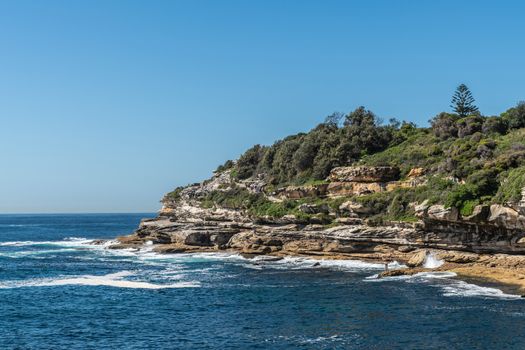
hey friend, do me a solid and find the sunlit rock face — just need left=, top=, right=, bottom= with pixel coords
left=328, top=166, right=400, bottom=183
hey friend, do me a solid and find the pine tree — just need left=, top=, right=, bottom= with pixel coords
left=450, top=84, right=479, bottom=117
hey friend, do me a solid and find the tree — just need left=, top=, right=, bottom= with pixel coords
left=236, top=144, right=267, bottom=179
left=323, top=112, right=343, bottom=128
left=501, top=101, right=525, bottom=130
left=336, top=107, right=393, bottom=164
left=450, top=84, right=479, bottom=118
left=343, top=106, right=376, bottom=127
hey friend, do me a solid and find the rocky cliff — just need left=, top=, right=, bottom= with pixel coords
left=111, top=165, right=525, bottom=292
left=114, top=166, right=525, bottom=258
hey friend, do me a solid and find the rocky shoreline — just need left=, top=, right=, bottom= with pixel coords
left=110, top=214, right=525, bottom=295
left=110, top=166, right=525, bottom=295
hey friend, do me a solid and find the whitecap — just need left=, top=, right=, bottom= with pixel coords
left=0, top=248, right=78, bottom=258
left=438, top=280, right=520, bottom=299
left=364, top=273, right=414, bottom=282
left=0, top=237, right=95, bottom=248
left=414, top=271, right=458, bottom=279
left=0, top=241, right=38, bottom=246
left=0, top=271, right=200, bottom=290
left=250, top=256, right=405, bottom=272
left=365, top=269, right=521, bottom=300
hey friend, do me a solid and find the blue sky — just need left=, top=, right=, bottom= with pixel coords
left=1, top=0, right=524, bottom=213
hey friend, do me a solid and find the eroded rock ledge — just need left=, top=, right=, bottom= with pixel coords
left=112, top=166, right=525, bottom=293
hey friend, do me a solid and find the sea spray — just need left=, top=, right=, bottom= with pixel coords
left=423, top=251, right=444, bottom=268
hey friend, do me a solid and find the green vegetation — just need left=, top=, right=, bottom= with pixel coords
left=228, top=107, right=410, bottom=186
left=200, top=186, right=327, bottom=223
left=198, top=87, right=525, bottom=224
left=353, top=176, right=457, bottom=222
left=494, top=166, right=525, bottom=204
left=215, top=159, right=234, bottom=173
left=164, top=186, right=185, bottom=201
left=450, top=84, right=479, bottom=118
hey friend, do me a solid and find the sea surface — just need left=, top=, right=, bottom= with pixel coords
left=1, top=214, right=525, bottom=349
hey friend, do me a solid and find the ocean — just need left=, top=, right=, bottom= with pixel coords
left=1, top=213, right=524, bottom=349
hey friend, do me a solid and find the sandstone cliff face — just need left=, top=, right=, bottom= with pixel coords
left=328, top=166, right=400, bottom=182
left=114, top=165, right=525, bottom=261
left=272, top=166, right=426, bottom=199
left=273, top=184, right=329, bottom=199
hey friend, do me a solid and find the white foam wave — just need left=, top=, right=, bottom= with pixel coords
left=0, top=248, right=77, bottom=258
left=269, top=334, right=350, bottom=345
left=439, top=280, right=520, bottom=299
left=247, top=255, right=405, bottom=272
left=366, top=270, right=521, bottom=299
left=0, top=237, right=95, bottom=247
left=364, top=273, right=414, bottom=281
left=0, top=241, right=36, bottom=246
left=132, top=251, right=406, bottom=273
left=0, top=271, right=200, bottom=290
left=414, top=271, right=457, bottom=279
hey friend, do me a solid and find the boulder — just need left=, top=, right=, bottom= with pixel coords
left=327, top=182, right=386, bottom=197
left=427, top=205, right=459, bottom=221
left=116, top=235, right=143, bottom=245
left=407, top=167, right=425, bottom=178
left=335, top=217, right=363, bottom=225
left=487, top=204, right=525, bottom=229
left=298, top=203, right=329, bottom=214
left=437, top=251, right=479, bottom=264
left=242, top=245, right=272, bottom=255
left=406, top=250, right=428, bottom=267
left=275, top=184, right=329, bottom=199
left=323, top=241, right=359, bottom=253
left=397, top=245, right=416, bottom=253
left=328, top=166, right=400, bottom=183
left=414, top=200, right=430, bottom=218
left=516, top=237, right=525, bottom=246
left=282, top=240, right=324, bottom=253
left=184, top=232, right=212, bottom=246
left=339, top=201, right=371, bottom=214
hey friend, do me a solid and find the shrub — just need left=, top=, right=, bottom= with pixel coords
left=460, top=199, right=479, bottom=217
left=430, top=112, right=458, bottom=139
left=215, top=160, right=234, bottom=173
left=457, top=116, right=483, bottom=138
left=164, top=186, right=185, bottom=201
left=445, top=184, right=478, bottom=209
left=494, top=167, right=525, bottom=204
left=482, top=116, right=507, bottom=135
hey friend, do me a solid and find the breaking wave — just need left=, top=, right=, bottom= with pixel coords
left=366, top=270, right=521, bottom=299
left=0, top=271, right=200, bottom=290
left=1, top=238, right=521, bottom=299
left=0, top=237, right=95, bottom=247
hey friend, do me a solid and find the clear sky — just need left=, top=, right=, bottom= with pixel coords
left=1, top=0, right=524, bottom=213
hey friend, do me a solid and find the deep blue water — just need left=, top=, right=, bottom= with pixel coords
left=1, top=214, right=525, bottom=349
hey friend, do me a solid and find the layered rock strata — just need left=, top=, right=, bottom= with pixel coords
left=112, top=166, right=525, bottom=292
left=273, top=165, right=426, bottom=199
